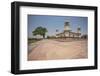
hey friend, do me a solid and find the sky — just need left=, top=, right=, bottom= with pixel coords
left=28, top=15, right=88, bottom=38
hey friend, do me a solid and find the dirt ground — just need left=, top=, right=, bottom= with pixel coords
left=28, top=39, right=88, bottom=61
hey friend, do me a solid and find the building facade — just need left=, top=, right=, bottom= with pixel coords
left=56, top=22, right=81, bottom=38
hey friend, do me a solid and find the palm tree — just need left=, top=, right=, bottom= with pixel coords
left=32, top=26, right=47, bottom=38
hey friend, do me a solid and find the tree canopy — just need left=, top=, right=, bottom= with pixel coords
left=32, top=26, right=47, bottom=38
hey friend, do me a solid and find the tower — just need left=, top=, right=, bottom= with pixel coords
left=77, top=26, right=81, bottom=33
left=77, top=26, right=81, bottom=38
left=64, top=22, right=71, bottom=38
left=64, top=22, right=70, bottom=32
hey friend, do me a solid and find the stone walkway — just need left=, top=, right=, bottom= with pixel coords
left=28, top=39, right=87, bottom=61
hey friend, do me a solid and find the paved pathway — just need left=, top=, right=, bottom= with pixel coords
left=28, top=39, right=87, bottom=61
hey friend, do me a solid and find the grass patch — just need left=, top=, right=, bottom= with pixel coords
left=28, top=38, right=42, bottom=44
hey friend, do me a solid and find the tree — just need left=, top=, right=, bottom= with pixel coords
left=32, top=26, right=47, bottom=38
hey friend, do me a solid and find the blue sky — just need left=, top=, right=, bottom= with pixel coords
left=28, top=15, right=88, bottom=38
